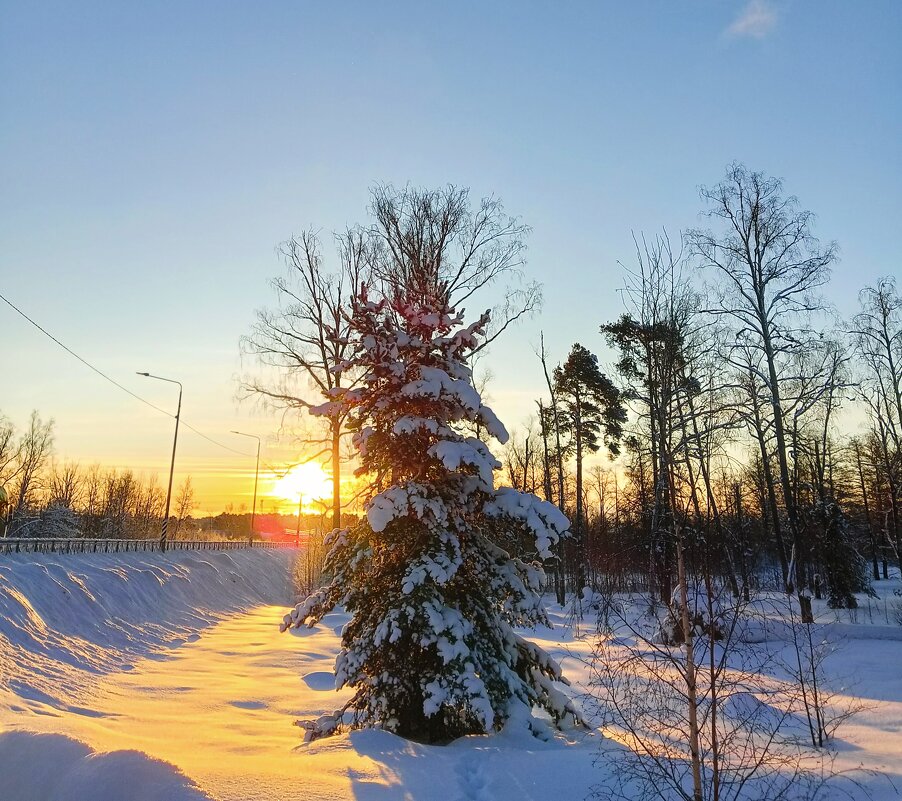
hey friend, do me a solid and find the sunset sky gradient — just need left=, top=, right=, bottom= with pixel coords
left=2, top=1, right=900, bottom=513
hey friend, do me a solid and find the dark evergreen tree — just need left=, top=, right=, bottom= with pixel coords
left=811, top=501, right=871, bottom=609
left=282, top=287, right=578, bottom=743
left=553, top=344, right=625, bottom=588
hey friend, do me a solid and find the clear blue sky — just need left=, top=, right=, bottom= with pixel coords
left=2, top=1, right=900, bottom=512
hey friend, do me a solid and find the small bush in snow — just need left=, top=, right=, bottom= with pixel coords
left=656, top=583, right=728, bottom=646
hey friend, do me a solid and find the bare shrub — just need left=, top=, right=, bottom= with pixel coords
left=587, top=559, right=869, bottom=801
left=293, top=528, right=328, bottom=600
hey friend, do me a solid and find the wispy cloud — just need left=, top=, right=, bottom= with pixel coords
left=725, top=0, right=778, bottom=39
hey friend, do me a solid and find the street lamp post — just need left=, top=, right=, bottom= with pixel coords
left=295, top=491, right=303, bottom=548
left=231, top=431, right=261, bottom=545
left=0, top=485, right=8, bottom=538
left=137, top=372, right=182, bottom=552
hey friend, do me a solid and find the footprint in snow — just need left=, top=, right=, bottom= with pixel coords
left=301, top=672, right=335, bottom=691
left=456, top=753, right=491, bottom=801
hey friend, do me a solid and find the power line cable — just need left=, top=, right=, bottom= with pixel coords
left=180, top=421, right=253, bottom=457
left=1, top=290, right=254, bottom=458
left=2, top=291, right=172, bottom=417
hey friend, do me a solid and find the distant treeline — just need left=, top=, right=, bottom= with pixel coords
left=0, top=421, right=354, bottom=540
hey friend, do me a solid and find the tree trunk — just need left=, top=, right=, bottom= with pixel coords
left=678, top=539, right=704, bottom=801
left=761, top=321, right=805, bottom=591
left=538, top=400, right=564, bottom=604
left=331, top=423, right=341, bottom=530
left=748, top=369, right=791, bottom=591
left=574, top=396, right=584, bottom=590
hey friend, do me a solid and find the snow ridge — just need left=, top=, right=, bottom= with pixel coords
left=1, top=549, right=295, bottom=708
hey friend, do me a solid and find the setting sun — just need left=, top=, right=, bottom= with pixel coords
left=271, top=462, right=332, bottom=511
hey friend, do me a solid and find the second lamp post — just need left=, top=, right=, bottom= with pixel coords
left=231, top=431, right=260, bottom=545
left=137, top=372, right=182, bottom=552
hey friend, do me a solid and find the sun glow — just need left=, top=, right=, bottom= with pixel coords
left=271, top=462, right=332, bottom=511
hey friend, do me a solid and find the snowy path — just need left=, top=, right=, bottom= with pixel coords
left=5, top=606, right=345, bottom=800
left=3, top=604, right=604, bottom=801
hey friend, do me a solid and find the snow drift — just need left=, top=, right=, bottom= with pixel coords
left=0, top=548, right=296, bottom=710
left=0, top=731, right=215, bottom=801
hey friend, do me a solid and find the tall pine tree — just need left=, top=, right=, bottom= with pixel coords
left=553, top=343, right=625, bottom=588
left=282, top=285, right=578, bottom=743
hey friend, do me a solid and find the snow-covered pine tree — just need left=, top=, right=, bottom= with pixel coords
left=39, top=501, right=80, bottom=538
left=281, top=284, right=577, bottom=743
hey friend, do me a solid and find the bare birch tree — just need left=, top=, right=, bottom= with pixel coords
left=7, top=411, right=54, bottom=534
left=689, top=164, right=835, bottom=593
left=173, top=476, right=196, bottom=539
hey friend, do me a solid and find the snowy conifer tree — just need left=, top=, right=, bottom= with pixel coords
left=39, top=502, right=81, bottom=538
left=282, top=283, right=578, bottom=743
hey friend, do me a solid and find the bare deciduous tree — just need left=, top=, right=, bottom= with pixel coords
left=173, top=475, right=196, bottom=538
left=243, top=229, right=369, bottom=529
left=689, top=164, right=836, bottom=593
left=850, top=277, right=902, bottom=566
left=8, top=411, right=54, bottom=534
left=48, top=460, right=84, bottom=510
left=368, top=184, right=540, bottom=349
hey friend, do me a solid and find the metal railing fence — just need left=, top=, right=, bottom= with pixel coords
left=0, top=538, right=296, bottom=555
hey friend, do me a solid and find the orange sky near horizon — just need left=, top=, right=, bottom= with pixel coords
left=164, top=454, right=349, bottom=518
left=84, top=455, right=331, bottom=519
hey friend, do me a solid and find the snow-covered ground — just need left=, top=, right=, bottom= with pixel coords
left=2, top=551, right=902, bottom=800
left=0, top=549, right=296, bottom=800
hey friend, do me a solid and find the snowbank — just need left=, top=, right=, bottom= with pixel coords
left=0, top=548, right=296, bottom=709
left=0, top=731, right=215, bottom=801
